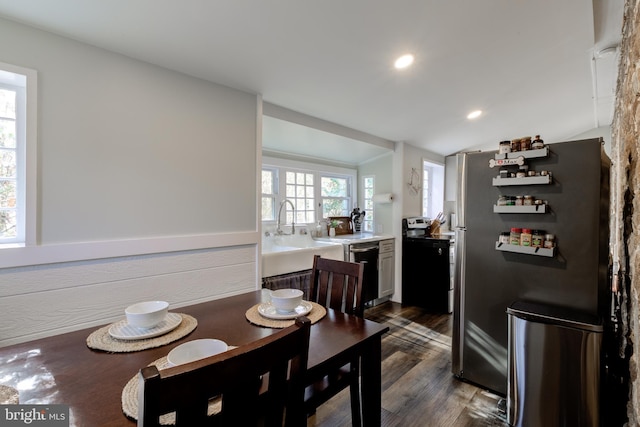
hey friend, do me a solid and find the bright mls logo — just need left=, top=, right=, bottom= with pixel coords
left=1, top=405, right=69, bottom=426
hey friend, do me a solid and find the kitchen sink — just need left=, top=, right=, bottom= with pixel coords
left=262, top=234, right=344, bottom=277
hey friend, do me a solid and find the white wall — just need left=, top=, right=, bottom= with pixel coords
left=358, top=152, right=393, bottom=234
left=0, top=18, right=259, bottom=346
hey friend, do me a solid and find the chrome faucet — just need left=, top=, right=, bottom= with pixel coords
left=276, top=199, right=295, bottom=235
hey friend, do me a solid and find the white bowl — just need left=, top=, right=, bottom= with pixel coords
left=167, top=339, right=228, bottom=366
left=125, top=300, right=169, bottom=329
left=270, top=289, right=304, bottom=313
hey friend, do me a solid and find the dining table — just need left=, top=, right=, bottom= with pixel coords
left=0, top=290, right=389, bottom=426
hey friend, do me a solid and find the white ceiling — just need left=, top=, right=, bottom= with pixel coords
left=0, top=0, right=624, bottom=164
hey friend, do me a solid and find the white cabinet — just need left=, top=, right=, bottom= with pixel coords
left=378, top=239, right=395, bottom=298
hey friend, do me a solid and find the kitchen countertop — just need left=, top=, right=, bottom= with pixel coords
left=314, top=232, right=395, bottom=244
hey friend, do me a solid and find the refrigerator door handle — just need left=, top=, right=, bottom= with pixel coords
left=452, top=228, right=466, bottom=376
left=456, top=153, right=468, bottom=228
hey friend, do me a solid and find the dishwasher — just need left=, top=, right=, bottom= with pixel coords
left=347, top=241, right=379, bottom=306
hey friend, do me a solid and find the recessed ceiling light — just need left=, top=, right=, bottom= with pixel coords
left=394, top=54, right=414, bottom=69
left=467, top=110, right=482, bottom=120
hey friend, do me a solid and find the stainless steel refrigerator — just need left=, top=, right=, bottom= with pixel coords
left=451, top=138, right=610, bottom=396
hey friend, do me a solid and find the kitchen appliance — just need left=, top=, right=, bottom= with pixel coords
left=402, top=217, right=452, bottom=313
left=347, top=241, right=379, bottom=305
left=451, top=138, right=610, bottom=396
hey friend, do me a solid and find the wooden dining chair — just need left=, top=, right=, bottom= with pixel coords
left=137, top=316, right=311, bottom=427
left=306, top=254, right=366, bottom=426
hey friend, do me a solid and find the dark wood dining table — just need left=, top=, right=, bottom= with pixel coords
left=0, top=290, right=389, bottom=426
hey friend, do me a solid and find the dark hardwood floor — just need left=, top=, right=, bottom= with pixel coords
left=308, top=301, right=509, bottom=427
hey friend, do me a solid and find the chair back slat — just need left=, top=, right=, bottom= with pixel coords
left=138, top=316, right=311, bottom=427
left=309, top=255, right=365, bottom=317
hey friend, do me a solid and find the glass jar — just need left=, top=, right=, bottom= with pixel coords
left=511, top=139, right=520, bottom=152
left=510, top=228, right=521, bottom=245
left=499, top=232, right=510, bottom=244
left=498, top=196, right=509, bottom=206
left=532, top=230, right=544, bottom=248
left=515, top=196, right=523, bottom=206
left=520, top=228, right=532, bottom=246
left=499, top=141, right=511, bottom=154
left=544, top=234, right=556, bottom=248
left=520, top=137, right=531, bottom=151
left=531, top=135, right=544, bottom=149
left=523, top=195, right=534, bottom=206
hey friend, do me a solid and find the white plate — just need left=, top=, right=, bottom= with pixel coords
left=258, top=300, right=312, bottom=320
left=109, top=312, right=182, bottom=340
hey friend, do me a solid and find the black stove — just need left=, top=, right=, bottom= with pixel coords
left=401, top=217, right=451, bottom=313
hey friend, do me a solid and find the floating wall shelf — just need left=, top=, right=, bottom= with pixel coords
left=495, top=242, right=555, bottom=257
left=492, top=175, right=552, bottom=186
left=493, top=204, right=548, bottom=214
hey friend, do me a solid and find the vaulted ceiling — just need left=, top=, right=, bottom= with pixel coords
left=0, top=1, right=624, bottom=164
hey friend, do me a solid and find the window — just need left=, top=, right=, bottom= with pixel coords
left=321, top=175, right=349, bottom=218
left=262, top=157, right=356, bottom=226
left=0, top=63, right=36, bottom=247
left=285, top=171, right=315, bottom=224
left=362, top=176, right=374, bottom=232
left=261, top=168, right=277, bottom=221
left=422, top=160, right=444, bottom=219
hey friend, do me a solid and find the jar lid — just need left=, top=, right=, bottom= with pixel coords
left=510, top=227, right=522, bottom=232
left=522, top=228, right=532, bottom=233
left=545, top=234, right=555, bottom=239
left=532, top=229, right=544, bottom=234
left=500, top=232, right=510, bottom=235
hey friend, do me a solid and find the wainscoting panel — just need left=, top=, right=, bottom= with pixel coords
left=0, top=245, right=257, bottom=347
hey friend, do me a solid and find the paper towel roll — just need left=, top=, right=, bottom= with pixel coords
left=372, top=193, right=394, bottom=203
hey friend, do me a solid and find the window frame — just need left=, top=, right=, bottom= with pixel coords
left=0, top=62, right=37, bottom=248
left=262, top=156, right=356, bottom=226
left=362, top=175, right=374, bottom=232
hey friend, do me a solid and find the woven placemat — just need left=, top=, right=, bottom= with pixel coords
left=122, top=349, right=237, bottom=424
left=87, top=314, right=197, bottom=352
left=0, top=385, right=19, bottom=404
left=245, top=302, right=326, bottom=328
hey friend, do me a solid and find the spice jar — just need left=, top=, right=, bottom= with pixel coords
left=499, top=232, right=510, bottom=244
left=511, top=139, right=520, bottom=152
left=544, top=234, right=556, bottom=248
left=515, top=196, right=523, bottom=206
left=499, top=141, right=511, bottom=154
left=531, top=135, right=544, bottom=149
left=520, top=137, right=531, bottom=151
left=523, top=195, right=534, bottom=206
left=510, top=228, right=521, bottom=245
left=532, top=230, right=544, bottom=248
left=499, top=169, right=509, bottom=179
left=498, top=196, right=509, bottom=206
left=516, top=170, right=526, bottom=178
left=520, top=228, right=532, bottom=246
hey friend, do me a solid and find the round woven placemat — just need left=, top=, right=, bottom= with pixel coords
left=86, top=314, right=197, bottom=353
left=0, top=385, right=19, bottom=404
left=245, top=302, right=326, bottom=328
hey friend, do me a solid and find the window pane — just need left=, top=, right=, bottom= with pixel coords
left=0, top=89, right=16, bottom=119
left=0, top=209, right=16, bottom=238
left=261, top=196, right=274, bottom=221
left=261, top=170, right=273, bottom=194
left=0, top=118, right=16, bottom=149
left=321, top=177, right=347, bottom=197
left=286, top=184, right=295, bottom=197
left=296, top=172, right=305, bottom=184
left=323, top=199, right=348, bottom=217
left=286, top=171, right=295, bottom=184
left=0, top=149, right=16, bottom=178
left=0, top=180, right=16, bottom=208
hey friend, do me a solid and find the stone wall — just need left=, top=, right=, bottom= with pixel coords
left=611, top=0, right=640, bottom=424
